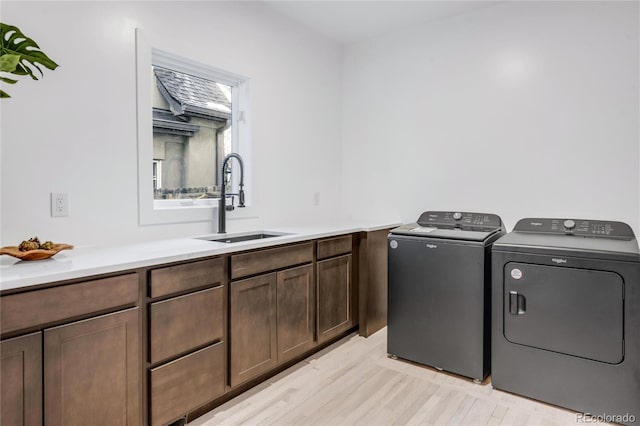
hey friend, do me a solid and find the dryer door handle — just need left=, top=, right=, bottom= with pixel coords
left=509, top=291, right=527, bottom=315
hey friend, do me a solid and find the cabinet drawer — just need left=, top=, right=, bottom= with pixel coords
left=317, top=235, right=353, bottom=260
left=150, top=287, right=224, bottom=364
left=231, top=242, right=313, bottom=280
left=1, top=273, right=138, bottom=335
left=151, top=342, right=225, bottom=426
left=150, top=257, right=224, bottom=298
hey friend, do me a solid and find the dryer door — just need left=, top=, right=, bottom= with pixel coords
left=503, top=262, right=624, bottom=364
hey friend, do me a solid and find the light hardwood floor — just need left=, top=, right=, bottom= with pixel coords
left=191, top=328, right=608, bottom=426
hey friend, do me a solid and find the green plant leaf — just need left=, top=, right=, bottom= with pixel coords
left=0, top=23, right=58, bottom=81
left=0, top=76, right=18, bottom=84
left=0, top=53, right=20, bottom=72
left=0, top=89, right=10, bottom=98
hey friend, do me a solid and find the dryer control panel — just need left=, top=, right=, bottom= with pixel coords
left=513, top=218, right=636, bottom=239
left=417, top=211, right=503, bottom=231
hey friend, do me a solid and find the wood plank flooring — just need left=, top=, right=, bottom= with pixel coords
left=190, top=328, right=609, bottom=426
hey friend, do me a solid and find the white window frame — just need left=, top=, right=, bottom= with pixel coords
left=136, top=29, right=254, bottom=225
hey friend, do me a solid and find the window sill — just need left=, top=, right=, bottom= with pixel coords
left=153, top=199, right=217, bottom=210
left=142, top=200, right=257, bottom=225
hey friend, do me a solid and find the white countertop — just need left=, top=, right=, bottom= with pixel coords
left=0, top=223, right=399, bottom=292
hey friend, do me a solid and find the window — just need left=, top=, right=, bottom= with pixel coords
left=152, top=160, right=162, bottom=190
left=136, top=29, right=252, bottom=225
left=152, top=67, right=232, bottom=201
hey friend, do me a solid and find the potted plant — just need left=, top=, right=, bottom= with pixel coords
left=0, top=23, right=58, bottom=98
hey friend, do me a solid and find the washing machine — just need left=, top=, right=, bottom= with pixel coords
left=387, top=211, right=505, bottom=382
left=492, top=218, right=640, bottom=424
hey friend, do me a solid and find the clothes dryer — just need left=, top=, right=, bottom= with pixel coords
left=492, top=218, right=640, bottom=424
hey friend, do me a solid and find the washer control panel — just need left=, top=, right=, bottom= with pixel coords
left=514, top=218, right=635, bottom=239
left=417, top=211, right=503, bottom=231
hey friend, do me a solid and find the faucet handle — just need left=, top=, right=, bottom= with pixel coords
left=225, top=195, right=235, bottom=211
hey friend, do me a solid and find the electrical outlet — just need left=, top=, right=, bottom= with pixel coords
left=51, top=193, right=68, bottom=217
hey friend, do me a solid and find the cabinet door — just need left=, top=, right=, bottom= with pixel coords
left=230, top=273, right=277, bottom=387
left=277, top=264, right=315, bottom=363
left=44, top=308, right=141, bottom=426
left=1, top=332, right=42, bottom=426
left=317, top=254, right=353, bottom=344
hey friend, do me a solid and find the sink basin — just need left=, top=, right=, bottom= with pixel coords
left=200, top=232, right=289, bottom=244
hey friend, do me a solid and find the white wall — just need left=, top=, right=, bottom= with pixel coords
left=0, top=1, right=344, bottom=246
left=3, top=1, right=638, bottom=247
left=341, top=1, right=640, bottom=233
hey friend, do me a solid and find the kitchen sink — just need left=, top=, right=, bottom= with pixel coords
left=199, top=232, right=290, bottom=244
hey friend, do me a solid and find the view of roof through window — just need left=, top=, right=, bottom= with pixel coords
left=151, top=66, right=233, bottom=201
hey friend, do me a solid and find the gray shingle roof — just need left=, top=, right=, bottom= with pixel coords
left=154, top=67, right=232, bottom=121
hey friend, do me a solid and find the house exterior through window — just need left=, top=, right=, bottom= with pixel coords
left=152, top=66, right=233, bottom=200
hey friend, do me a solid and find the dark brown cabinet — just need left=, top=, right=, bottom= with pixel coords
left=151, top=342, right=225, bottom=426
left=230, top=263, right=316, bottom=387
left=231, top=242, right=313, bottom=280
left=358, top=228, right=393, bottom=337
left=0, top=233, right=365, bottom=425
left=149, top=257, right=224, bottom=298
left=0, top=272, right=141, bottom=426
left=44, top=308, right=141, bottom=426
left=147, top=257, right=227, bottom=425
left=317, top=254, right=353, bottom=344
left=277, top=264, right=315, bottom=363
left=150, top=286, right=224, bottom=364
left=229, top=244, right=315, bottom=388
left=317, top=235, right=352, bottom=260
left=229, top=273, right=278, bottom=387
left=1, top=273, right=138, bottom=335
left=0, top=332, right=42, bottom=426
left=230, top=238, right=356, bottom=388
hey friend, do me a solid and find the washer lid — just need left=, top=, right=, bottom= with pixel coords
left=391, top=211, right=505, bottom=241
left=390, top=224, right=499, bottom=242
left=494, top=218, right=640, bottom=262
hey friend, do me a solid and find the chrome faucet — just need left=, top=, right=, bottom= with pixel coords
left=218, top=153, right=245, bottom=234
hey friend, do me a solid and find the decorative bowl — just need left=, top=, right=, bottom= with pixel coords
left=0, top=243, right=74, bottom=261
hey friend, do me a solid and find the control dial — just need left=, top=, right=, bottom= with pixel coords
left=563, top=219, right=576, bottom=230
left=453, top=212, right=463, bottom=221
